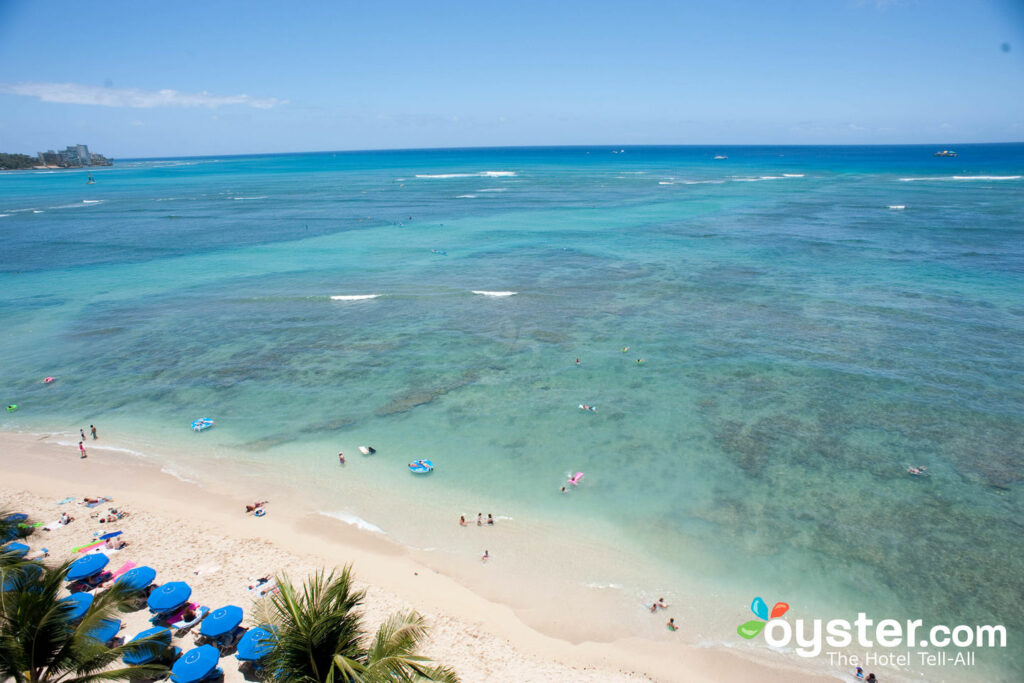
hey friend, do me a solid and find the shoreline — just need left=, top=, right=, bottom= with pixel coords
left=0, top=429, right=826, bottom=683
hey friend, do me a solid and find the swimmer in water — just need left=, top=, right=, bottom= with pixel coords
left=907, top=465, right=927, bottom=476
left=622, top=346, right=629, bottom=352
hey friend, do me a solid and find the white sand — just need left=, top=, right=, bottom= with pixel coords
left=1, top=431, right=825, bottom=682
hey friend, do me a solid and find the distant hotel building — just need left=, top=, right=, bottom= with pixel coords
left=37, top=144, right=113, bottom=168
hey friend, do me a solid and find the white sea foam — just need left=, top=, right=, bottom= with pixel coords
left=900, top=175, right=1022, bottom=182
left=82, top=199, right=103, bottom=204
left=472, top=290, right=517, bottom=297
left=319, top=510, right=385, bottom=534
left=952, top=175, right=1021, bottom=181
left=476, top=188, right=507, bottom=192
left=783, top=173, right=805, bottom=177
left=330, top=294, right=380, bottom=301
left=0, top=214, right=9, bottom=218
left=415, top=171, right=517, bottom=179
left=232, top=196, right=268, bottom=200
left=658, top=181, right=674, bottom=185
left=33, top=210, right=44, bottom=213
left=455, top=194, right=477, bottom=199
left=888, top=205, right=906, bottom=210
left=160, top=467, right=200, bottom=484
left=584, top=582, right=623, bottom=590
left=681, top=180, right=726, bottom=185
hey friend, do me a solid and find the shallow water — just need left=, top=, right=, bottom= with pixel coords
left=2, top=145, right=1022, bottom=679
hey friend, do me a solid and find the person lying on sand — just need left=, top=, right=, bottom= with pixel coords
left=245, top=501, right=269, bottom=513
left=105, top=537, right=128, bottom=550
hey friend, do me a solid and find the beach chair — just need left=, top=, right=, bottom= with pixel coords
left=171, top=605, right=210, bottom=632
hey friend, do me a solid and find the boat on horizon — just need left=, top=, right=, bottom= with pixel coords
left=933, top=150, right=957, bottom=157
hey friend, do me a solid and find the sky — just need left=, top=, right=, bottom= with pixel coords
left=0, top=0, right=1022, bottom=157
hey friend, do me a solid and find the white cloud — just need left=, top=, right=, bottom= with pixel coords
left=0, top=82, right=286, bottom=109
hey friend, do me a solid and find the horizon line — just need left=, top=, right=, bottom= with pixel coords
left=115, top=140, right=1024, bottom=162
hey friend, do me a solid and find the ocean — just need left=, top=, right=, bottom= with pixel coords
left=2, top=145, right=1022, bottom=680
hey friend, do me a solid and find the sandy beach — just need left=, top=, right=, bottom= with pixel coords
left=0, top=430, right=827, bottom=683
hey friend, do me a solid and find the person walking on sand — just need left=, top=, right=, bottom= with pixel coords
left=79, top=441, right=87, bottom=458
left=481, top=549, right=489, bottom=562
left=90, top=425, right=97, bottom=439
left=477, top=513, right=482, bottom=526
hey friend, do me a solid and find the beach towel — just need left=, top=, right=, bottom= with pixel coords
left=56, top=497, right=75, bottom=505
left=75, top=541, right=105, bottom=553
left=105, top=561, right=137, bottom=582
left=248, top=579, right=277, bottom=597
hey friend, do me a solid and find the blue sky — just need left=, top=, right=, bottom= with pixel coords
left=0, top=0, right=1021, bottom=157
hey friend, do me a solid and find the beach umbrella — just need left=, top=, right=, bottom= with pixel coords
left=235, top=626, right=274, bottom=662
left=170, top=645, right=220, bottom=683
left=85, top=618, right=121, bottom=646
left=200, top=605, right=244, bottom=638
left=122, top=627, right=172, bottom=665
left=4, top=513, right=28, bottom=523
left=58, top=592, right=94, bottom=621
left=2, top=542, right=30, bottom=557
left=66, top=553, right=109, bottom=581
left=117, top=565, right=156, bottom=591
left=147, top=581, right=192, bottom=613
left=1, top=562, right=42, bottom=591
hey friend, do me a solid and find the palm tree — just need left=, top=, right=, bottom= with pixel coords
left=260, top=567, right=458, bottom=683
left=0, top=558, right=169, bottom=683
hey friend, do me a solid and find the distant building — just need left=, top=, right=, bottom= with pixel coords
left=37, top=150, right=61, bottom=166
left=35, top=144, right=112, bottom=167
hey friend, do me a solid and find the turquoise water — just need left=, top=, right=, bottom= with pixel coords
left=2, top=146, right=1023, bottom=679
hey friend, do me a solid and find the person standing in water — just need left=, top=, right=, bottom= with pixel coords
left=90, top=425, right=97, bottom=439
left=80, top=428, right=86, bottom=441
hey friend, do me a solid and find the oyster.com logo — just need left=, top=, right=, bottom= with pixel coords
left=737, top=596, right=789, bottom=639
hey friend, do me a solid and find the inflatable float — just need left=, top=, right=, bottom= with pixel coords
left=409, top=459, right=434, bottom=474
left=190, top=418, right=214, bottom=432
left=359, top=446, right=376, bottom=455
left=43, top=377, right=55, bottom=384
left=6, top=405, right=17, bottom=413
left=568, top=472, right=584, bottom=486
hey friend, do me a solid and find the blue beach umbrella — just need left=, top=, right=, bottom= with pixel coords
left=66, top=553, right=109, bottom=581
left=200, top=605, right=243, bottom=638
left=171, top=645, right=220, bottom=683
left=59, top=592, right=94, bottom=621
left=85, top=618, right=121, bottom=646
left=235, top=626, right=274, bottom=662
left=4, top=514, right=28, bottom=523
left=2, top=542, right=30, bottom=557
left=147, top=581, right=192, bottom=612
left=117, top=566, right=156, bottom=591
left=1, top=562, right=42, bottom=591
left=123, top=627, right=172, bottom=665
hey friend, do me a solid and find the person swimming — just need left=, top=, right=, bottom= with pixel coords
left=907, top=465, right=927, bottom=476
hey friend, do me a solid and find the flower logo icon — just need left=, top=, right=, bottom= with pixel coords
left=737, top=596, right=789, bottom=639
